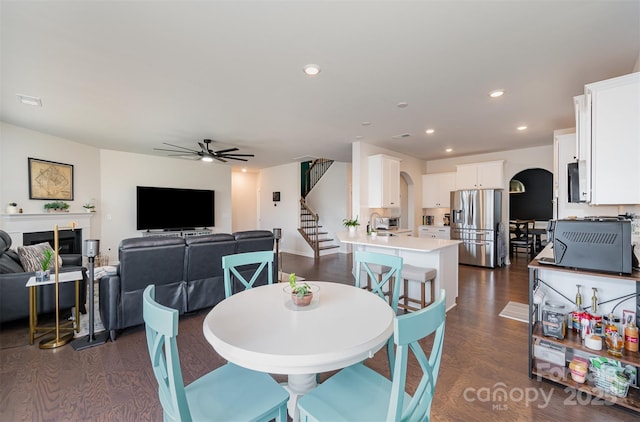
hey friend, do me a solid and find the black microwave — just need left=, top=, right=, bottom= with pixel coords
left=567, top=162, right=581, bottom=203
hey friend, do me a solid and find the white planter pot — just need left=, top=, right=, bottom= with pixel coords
left=6, top=206, right=17, bottom=214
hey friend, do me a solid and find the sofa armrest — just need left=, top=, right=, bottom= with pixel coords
left=60, top=254, right=82, bottom=267
left=99, top=274, right=121, bottom=331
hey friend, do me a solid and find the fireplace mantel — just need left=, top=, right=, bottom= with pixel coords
left=1, top=213, right=93, bottom=247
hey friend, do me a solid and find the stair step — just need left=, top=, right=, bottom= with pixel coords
left=319, top=245, right=340, bottom=251
left=318, top=238, right=334, bottom=243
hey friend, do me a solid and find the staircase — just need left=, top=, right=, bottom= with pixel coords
left=297, top=159, right=340, bottom=258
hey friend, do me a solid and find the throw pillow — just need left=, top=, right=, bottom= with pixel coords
left=17, top=243, right=63, bottom=272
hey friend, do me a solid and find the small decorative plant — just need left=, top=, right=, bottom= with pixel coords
left=40, top=249, right=53, bottom=271
left=44, top=201, right=70, bottom=212
left=289, top=273, right=313, bottom=306
left=288, top=273, right=311, bottom=297
left=83, top=202, right=96, bottom=211
left=342, top=216, right=360, bottom=228
left=8, top=202, right=17, bottom=207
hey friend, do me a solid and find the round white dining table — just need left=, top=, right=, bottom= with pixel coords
left=202, top=281, right=395, bottom=421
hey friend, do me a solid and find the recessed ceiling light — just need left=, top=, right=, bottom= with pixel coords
left=425, top=129, right=435, bottom=134
left=517, top=125, right=528, bottom=131
left=201, top=156, right=214, bottom=162
left=16, top=94, right=42, bottom=107
left=445, top=148, right=453, bottom=153
left=396, top=102, right=408, bottom=108
left=489, top=89, right=505, bottom=98
left=303, top=64, right=321, bottom=76
left=242, top=167, right=247, bottom=173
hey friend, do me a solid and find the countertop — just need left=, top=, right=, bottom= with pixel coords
left=337, top=230, right=461, bottom=253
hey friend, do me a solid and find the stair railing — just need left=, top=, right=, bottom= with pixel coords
left=299, top=199, right=321, bottom=258
left=304, top=159, right=334, bottom=198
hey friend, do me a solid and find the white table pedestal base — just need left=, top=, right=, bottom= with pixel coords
left=283, top=373, right=317, bottom=422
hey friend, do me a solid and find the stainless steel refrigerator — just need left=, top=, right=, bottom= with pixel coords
left=450, top=189, right=502, bottom=268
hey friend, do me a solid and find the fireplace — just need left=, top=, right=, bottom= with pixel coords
left=23, top=229, right=83, bottom=254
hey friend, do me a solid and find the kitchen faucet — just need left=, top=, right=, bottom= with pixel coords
left=369, top=211, right=381, bottom=230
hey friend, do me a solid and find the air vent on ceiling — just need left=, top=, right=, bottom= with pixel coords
left=392, top=133, right=411, bottom=139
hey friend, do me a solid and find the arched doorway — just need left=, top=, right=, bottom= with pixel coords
left=509, top=168, right=553, bottom=220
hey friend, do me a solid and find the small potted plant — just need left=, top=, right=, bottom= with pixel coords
left=288, top=273, right=313, bottom=306
left=44, top=201, right=70, bottom=213
left=36, top=249, right=53, bottom=281
left=6, top=202, right=18, bottom=214
left=342, top=216, right=360, bottom=233
left=83, top=202, right=96, bottom=213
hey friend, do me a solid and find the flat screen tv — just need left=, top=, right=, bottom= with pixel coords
left=136, top=186, right=215, bottom=231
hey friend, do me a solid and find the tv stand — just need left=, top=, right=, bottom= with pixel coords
left=142, top=229, right=212, bottom=238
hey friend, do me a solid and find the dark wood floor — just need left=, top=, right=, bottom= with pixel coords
left=1, top=253, right=637, bottom=421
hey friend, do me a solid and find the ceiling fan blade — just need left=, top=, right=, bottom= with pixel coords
left=154, top=147, right=197, bottom=153
left=161, top=142, right=200, bottom=153
left=213, top=156, right=227, bottom=163
left=198, top=142, right=208, bottom=151
left=224, top=156, right=249, bottom=162
left=214, top=147, right=240, bottom=154
left=220, top=153, right=255, bottom=157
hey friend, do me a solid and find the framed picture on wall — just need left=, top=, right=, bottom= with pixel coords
left=28, top=157, right=74, bottom=200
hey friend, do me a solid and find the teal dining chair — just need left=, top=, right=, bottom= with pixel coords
left=222, top=250, right=274, bottom=298
left=297, top=289, right=446, bottom=422
left=354, top=250, right=403, bottom=313
left=142, top=285, right=288, bottom=422
left=354, top=250, right=403, bottom=376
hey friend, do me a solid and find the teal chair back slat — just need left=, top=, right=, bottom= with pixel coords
left=143, top=285, right=192, bottom=422
left=354, top=250, right=403, bottom=312
left=354, top=250, right=403, bottom=376
left=389, top=289, right=446, bottom=421
left=222, top=250, right=274, bottom=298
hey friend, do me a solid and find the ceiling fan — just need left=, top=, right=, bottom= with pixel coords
left=154, top=139, right=255, bottom=163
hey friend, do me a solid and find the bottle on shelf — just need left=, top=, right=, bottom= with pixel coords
left=624, top=317, right=639, bottom=352
left=571, top=284, right=583, bottom=333
left=589, top=287, right=603, bottom=336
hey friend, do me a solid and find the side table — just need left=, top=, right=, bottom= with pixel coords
left=25, top=271, right=82, bottom=348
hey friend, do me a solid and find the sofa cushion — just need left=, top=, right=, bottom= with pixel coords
left=16, top=243, right=63, bottom=272
left=0, top=253, right=23, bottom=274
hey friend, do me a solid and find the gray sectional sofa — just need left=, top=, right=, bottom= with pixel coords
left=99, top=230, right=276, bottom=341
left=0, top=229, right=88, bottom=324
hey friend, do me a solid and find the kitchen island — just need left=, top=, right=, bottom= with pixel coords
left=337, top=231, right=461, bottom=311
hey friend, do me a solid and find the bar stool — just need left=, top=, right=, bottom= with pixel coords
left=394, top=264, right=437, bottom=313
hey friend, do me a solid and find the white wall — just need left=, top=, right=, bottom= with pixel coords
left=257, top=161, right=350, bottom=257
left=232, top=171, right=258, bottom=232
left=258, top=162, right=302, bottom=255
left=1, top=122, right=102, bottom=234
left=99, top=149, right=232, bottom=260
left=1, top=122, right=235, bottom=264
left=305, top=162, right=349, bottom=254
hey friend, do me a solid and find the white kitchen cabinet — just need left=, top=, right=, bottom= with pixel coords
left=368, top=154, right=400, bottom=208
left=455, top=160, right=504, bottom=190
left=553, top=130, right=619, bottom=219
left=422, top=172, right=456, bottom=208
left=584, top=72, right=640, bottom=205
left=418, top=225, right=450, bottom=239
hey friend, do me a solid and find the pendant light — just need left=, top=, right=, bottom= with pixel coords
left=509, top=179, right=526, bottom=194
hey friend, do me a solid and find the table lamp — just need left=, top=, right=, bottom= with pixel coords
left=71, top=239, right=109, bottom=350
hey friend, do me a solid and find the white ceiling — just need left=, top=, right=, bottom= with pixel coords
left=2, top=1, right=639, bottom=171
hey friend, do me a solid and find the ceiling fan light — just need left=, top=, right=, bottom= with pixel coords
left=201, top=156, right=214, bottom=162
